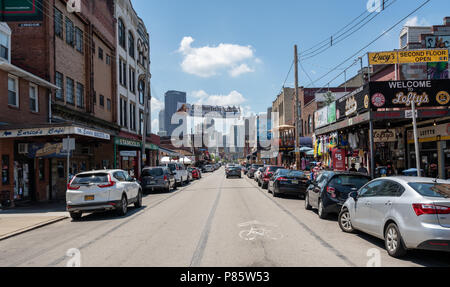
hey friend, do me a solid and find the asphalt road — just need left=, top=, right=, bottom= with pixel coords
left=0, top=168, right=449, bottom=267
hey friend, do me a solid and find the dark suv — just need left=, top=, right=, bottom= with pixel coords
left=304, top=171, right=370, bottom=219
left=141, top=167, right=176, bottom=193
left=259, top=166, right=284, bottom=189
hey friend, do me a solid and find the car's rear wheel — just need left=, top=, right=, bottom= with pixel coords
left=305, top=192, right=312, bottom=210
left=318, top=199, right=328, bottom=219
left=134, top=191, right=142, bottom=208
left=338, top=209, right=354, bottom=233
left=385, top=223, right=407, bottom=258
left=116, top=195, right=128, bottom=216
left=70, top=212, right=82, bottom=221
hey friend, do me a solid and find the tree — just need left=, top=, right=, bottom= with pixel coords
left=324, top=91, right=335, bottom=106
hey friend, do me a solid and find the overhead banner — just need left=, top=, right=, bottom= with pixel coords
left=369, top=79, right=450, bottom=109
left=0, top=0, right=43, bottom=21
left=368, top=49, right=448, bottom=65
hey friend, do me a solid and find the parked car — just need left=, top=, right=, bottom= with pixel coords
left=161, top=163, right=188, bottom=187
left=66, top=170, right=142, bottom=220
left=254, top=167, right=265, bottom=183
left=338, top=177, right=450, bottom=258
left=226, top=166, right=242, bottom=178
left=204, top=165, right=214, bottom=173
left=305, top=171, right=371, bottom=219
left=189, top=167, right=202, bottom=180
left=268, top=169, right=309, bottom=198
left=247, top=164, right=263, bottom=179
left=141, top=167, right=176, bottom=193
left=259, top=166, right=284, bottom=189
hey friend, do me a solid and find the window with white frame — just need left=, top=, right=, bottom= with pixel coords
left=0, top=31, right=9, bottom=61
left=8, top=75, right=19, bottom=107
left=29, top=84, right=38, bottom=112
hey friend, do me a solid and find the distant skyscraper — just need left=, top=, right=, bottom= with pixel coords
left=164, top=91, right=187, bottom=137
left=159, top=109, right=165, bottom=133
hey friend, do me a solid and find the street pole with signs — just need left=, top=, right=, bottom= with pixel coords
left=63, top=137, right=75, bottom=184
left=411, top=100, right=421, bottom=177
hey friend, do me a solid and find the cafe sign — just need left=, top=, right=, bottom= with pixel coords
left=369, top=80, right=450, bottom=109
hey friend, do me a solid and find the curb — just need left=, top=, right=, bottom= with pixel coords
left=0, top=216, right=68, bottom=242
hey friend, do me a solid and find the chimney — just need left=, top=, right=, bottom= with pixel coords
left=444, top=17, right=450, bottom=26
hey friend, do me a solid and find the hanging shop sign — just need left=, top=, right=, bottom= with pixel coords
left=336, top=85, right=370, bottom=120
left=368, top=49, right=448, bottom=65
left=0, top=0, right=43, bottom=21
left=369, top=79, right=450, bottom=109
left=407, top=123, right=450, bottom=143
left=177, top=103, right=241, bottom=118
left=374, top=129, right=397, bottom=143
left=315, top=106, right=329, bottom=129
left=120, top=151, right=138, bottom=157
left=332, top=149, right=346, bottom=171
left=27, top=143, right=71, bottom=159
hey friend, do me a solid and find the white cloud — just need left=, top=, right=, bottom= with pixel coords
left=151, top=97, right=164, bottom=113
left=229, top=64, right=255, bottom=77
left=404, top=16, right=430, bottom=27
left=191, top=90, right=247, bottom=106
left=178, top=36, right=255, bottom=77
left=151, top=119, right=159, bottom=132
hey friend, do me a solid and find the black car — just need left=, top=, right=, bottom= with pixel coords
left=247, top=164, right=263, bottom=179
left=304, top=171, right=371, bottom=219
left=141, top=167, right=176, bottom=193
left=226, top=166, right=242, bottom=178
left=268, top=169, right=309, bottom=198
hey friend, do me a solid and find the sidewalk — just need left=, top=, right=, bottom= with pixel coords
left=0, top=202, right=69, bottom=241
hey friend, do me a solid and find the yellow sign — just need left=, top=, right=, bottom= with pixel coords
left=398, top=49, right=449, bottom=64
left=368, top=49, right=449, bottom=65
left=368, top=51, right=398, bottom=65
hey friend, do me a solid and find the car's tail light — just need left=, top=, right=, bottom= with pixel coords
left=98, top=175, right=115, bottom=188
left=327, top=187, right=336, bottom=198
left=413, top=204, right=450, bottom=216
left=67, top=177, right=80, bottom=190
left=264, top=172, right=273, bottom=179
left=277, top=177, right=288, bottom=181
left=164, top=175, right=168, bottom=181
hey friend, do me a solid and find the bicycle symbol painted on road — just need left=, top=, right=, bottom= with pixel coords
left=238, top=221, right=283, bottom=241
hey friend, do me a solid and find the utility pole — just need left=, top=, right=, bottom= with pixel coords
left=141, top=39, right=151, bottom=171
left=294, top=45, right=300, bottom=170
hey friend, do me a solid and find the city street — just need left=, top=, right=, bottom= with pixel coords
left=0, top=168, right=448, bottom=267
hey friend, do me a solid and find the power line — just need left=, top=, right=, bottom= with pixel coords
left=299, top=0, right=394, bottom=59
left=304, top=0, right=431, bottom=89
left=299, top=0, right=397, bottom=61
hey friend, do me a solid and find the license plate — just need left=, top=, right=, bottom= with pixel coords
left=149, top=181, right=156, bottom=185
left=292, top=180, right=298, bottom=184
left=85, top=195, right=95, bottom=201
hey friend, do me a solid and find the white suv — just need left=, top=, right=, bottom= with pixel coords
left=66, top=170, right=142, bottom=220
left=161, top=163, right=188, bottom=187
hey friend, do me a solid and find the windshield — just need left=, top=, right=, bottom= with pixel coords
left=276, top=169, right=290, bottom=176
left=288, top=171, right=306, bottom=178
left=142, top=168, right=164, bottom=177
left=409, top=183, right=450, bottom=198
left=72, top=173, right=109, bottom=184
left=331, top=175, right=370, bottom=190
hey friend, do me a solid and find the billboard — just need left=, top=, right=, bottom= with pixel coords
left=0, top=0, right=43, bottom=21
left=177, top=103, right=241, bottom=118
left=425, top=35, right=450, bottom=80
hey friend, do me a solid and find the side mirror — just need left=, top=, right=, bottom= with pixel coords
left=349, top=191, right=358, bottom=201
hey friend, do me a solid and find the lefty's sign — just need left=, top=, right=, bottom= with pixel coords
left=369, top=80, right=450, bottom=109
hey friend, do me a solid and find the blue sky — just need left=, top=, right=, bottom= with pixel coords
left=131, top=0, right=449, bottom=130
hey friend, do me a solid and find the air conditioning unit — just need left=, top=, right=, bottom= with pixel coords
left=18, top=143, right=29, bottom=154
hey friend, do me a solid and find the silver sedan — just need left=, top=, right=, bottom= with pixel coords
left=339, top=176, right=450, bottom=258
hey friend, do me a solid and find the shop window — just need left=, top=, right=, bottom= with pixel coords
left=39, top=159, right=45, bottom=181
left=57, top=161, right=65, bottom=178
left=2, top=155, right=10, bottom=185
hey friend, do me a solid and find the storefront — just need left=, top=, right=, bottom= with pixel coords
left=0, top=124, right=112, bottom=203
left=114, top=136, right=142, bottom=178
